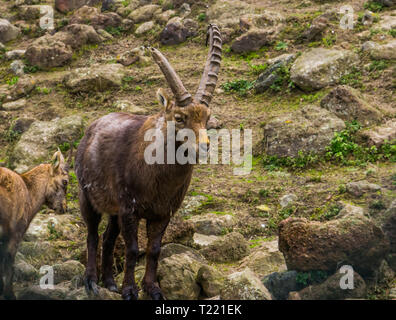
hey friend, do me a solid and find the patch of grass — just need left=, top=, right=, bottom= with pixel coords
left=369, top=200, right=386, bottom=210
left=248, top=62, right=268, bottom=75
left=364, top=1, right=384, bottom=12
left=105, top=26, right=125, bottom=36
left=6, top=76, right=19, bottom=86
left=325, top=121, right=396, bottom=165
left=296, top=270, right=328, bottom=287
left=262, top=151, right=319, bottom=171
left=221, top=79, right=255, bottom=96
left=197, top=13, right=206, bottom=22
left=340, top=67, right=363, bottom=88
left=3, top=120, right=22, bottom=143
left=275, top=41, right=288, bottom=51
left=389, top=29, right=396, bottom=38
left=269, top=64, right=295, bottom=92
left=47, top=221, right=63, bottom=240
left=35, top=86, right=51, bottom=94
left=23, top=64, right=40, bottom=74
left=322, top=34, right=337, bottom=47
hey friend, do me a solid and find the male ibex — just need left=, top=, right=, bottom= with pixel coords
left=75, top=24, right=222, bottom=300
left=0, top=150, right=69, bottom=299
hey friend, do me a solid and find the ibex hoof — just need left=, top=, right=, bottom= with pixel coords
left=85, top=278, right=99, bottom=296
left=122, top=286, right=139, bottom=301
left=151, top=291, right=164, bottom=300
left=106, top=284, right=119, bottom=293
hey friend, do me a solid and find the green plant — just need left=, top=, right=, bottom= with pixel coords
left=322, top=34, right=337, bottom=47
left=23, top=64, right=39, bottom=73
left=104, top=26, right=125, bottom=36
left=262, top=151, right=318, bottom=171
left=369, top=200, right=386, bottom=210
left=340, top=67, right=363, bottom=88
left=368, top=60, right=388, bottom=72
left=389, top=29, right=396, bottom=38
left=47, top=221, right=63, bottom=240
left=296, top=270, right=328, bottom=287
left=248, top=62, right=268, bottom=75
left=197, top=13, right=206, bottom=22
left=269, top=64, right=295, bottom=92
left=7, top=76, right=19, bottom=86
left=364, top=1, right=384, bottom=12
left=221, top=79, right=255, bottom=96
left=275, top=41, right=288, bottom=51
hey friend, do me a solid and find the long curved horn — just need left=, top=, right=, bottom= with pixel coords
left=148, top=47, right=192, bottom=107
left=194, top=24, right=222, bottom=107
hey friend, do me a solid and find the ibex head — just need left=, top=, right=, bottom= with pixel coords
left=148, top=24, right=222, bottom=154
left=45, top=150, right=69, bottom=214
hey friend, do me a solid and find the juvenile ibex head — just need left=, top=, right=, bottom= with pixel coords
left=45, top=150, right=69, bottom=214
left=148, top=24, right=222, bottom=153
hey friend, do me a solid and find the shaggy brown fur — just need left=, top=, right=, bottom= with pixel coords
left=0, top=151, right=69, bottom=299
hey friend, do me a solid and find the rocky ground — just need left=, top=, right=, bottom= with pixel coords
left=0, top=0, right=395, bottom=300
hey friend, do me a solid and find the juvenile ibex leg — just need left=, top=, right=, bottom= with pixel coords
left=2, top=244, right=17, bottom=300
left=143, top=217, right=170, bottom=300
left=121, top=212, right=140, bottom=300
left=80, top=191, right=101, bottom=296
left=101, top=215, right=120, bottom=292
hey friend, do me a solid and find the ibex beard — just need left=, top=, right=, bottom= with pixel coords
left=75, top=24, right=222, bottom=300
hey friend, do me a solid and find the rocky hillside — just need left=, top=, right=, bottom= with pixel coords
left=0, top=0, right=395, bottom=300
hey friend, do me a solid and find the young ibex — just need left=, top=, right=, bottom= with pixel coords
left=75, top=24, right=222, bottom=300
left=0, top=150, right=69, bottom=299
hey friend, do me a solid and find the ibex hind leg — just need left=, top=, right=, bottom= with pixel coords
left=79, top=190, right=102, bottom=296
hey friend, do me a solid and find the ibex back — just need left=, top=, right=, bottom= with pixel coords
left=75, top=24, right=222, bottom=300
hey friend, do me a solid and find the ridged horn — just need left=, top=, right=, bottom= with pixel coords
left=148, top=47, right=192, bottom=107
left=194, top=24, right=222, bottom=107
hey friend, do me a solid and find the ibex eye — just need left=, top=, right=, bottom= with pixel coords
left=63, top=180, right=68, bottom=186
left=175, top=115, right=183, bottom=123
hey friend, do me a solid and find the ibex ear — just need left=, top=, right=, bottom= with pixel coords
left=50, top=149, right=65, bottom=175
left=157, top=88, right=172, bottom=112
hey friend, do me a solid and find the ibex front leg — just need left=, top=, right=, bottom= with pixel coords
left=143, top=217, right=170, bottom=300
left=121, top=211, right=140, bottom=300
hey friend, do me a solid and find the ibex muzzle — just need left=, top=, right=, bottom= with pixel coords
left=75, top=24, right=222, bottom=300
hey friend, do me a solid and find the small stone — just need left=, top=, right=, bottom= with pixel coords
left=262, top=271, right=299, bottom=300
left=197, top=265, right=224, bottom=298
left=279, top=194, right=297, bottom=208
left=135, top=20, right=155, bottom=35
left=5, top=49, right=25, bottom=60
left=10, top=60, right=25, bottom=76
left=2, top=98, right=27, bottom=111
left=193, top=233, right=219, bottom=248
left=14, top=260, right=39, bottom=281
left=220, top=268, right=272, bottom=300
left=346, top=180, right=381, bottom=197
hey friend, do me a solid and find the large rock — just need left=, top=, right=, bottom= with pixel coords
left=24, top=213, right=83, bottom=242
left=69, top=5, right=122, bottom=30
left=0, top=19, right=21, bottom=43
left=159, top=19, right=197, bottom=45
left=382, top=200, right=396, bottom=254
left=11, top=115, right=85, bottom=173
left=66, top=286, right=122, bottom=300
left=25, top=35, right=73, bottom=69
left=360, top=120, right=396, bottom=147
left=220, top=268, right=272, bottom=300
left=64, top=63, right=126, bottom=92
left=14, top=260, right=39, bottom=281
left=238, top=240, right=287, bottom=277
left=157, top=253, right=203, bottom=300
left=55, top=0, right=100, bottom=13
left=200, top=232, right=250, bottom=263
left=262, top=105, right=345, bottom=158
left=231, top=28, right=277, bottom=53
left=128, top=4, right=161, bottom=24
left=288, top=270, right=367, bottom=300
left=370, top=40, right=396, bottom=60
left=52, top=24, right=103, bottom=50
left=207, top=0, right=250, bottom=29
left=262, top=271, right=299, bottom=300
left=346, top=180, right=381, bottom=197
left=320, top=86, right=383, bottom=126
left=188, top=213, right=235, bottom=236
left=278, top=216, right=390, bottom=276
left=290, top=48, right=359, bottom=91
left=52, top=260, right=85, bottom=284
left=196, top=265, right=224, bottom=298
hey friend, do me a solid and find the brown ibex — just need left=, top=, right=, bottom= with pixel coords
left=0, top=150, right=69, bottom=299
left=75, top=24, right=222, bottom=300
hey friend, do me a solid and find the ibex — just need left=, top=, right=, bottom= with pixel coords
left=75, top=24, right=222, bottom=300
left=0, top=150, right=69, bottom=299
